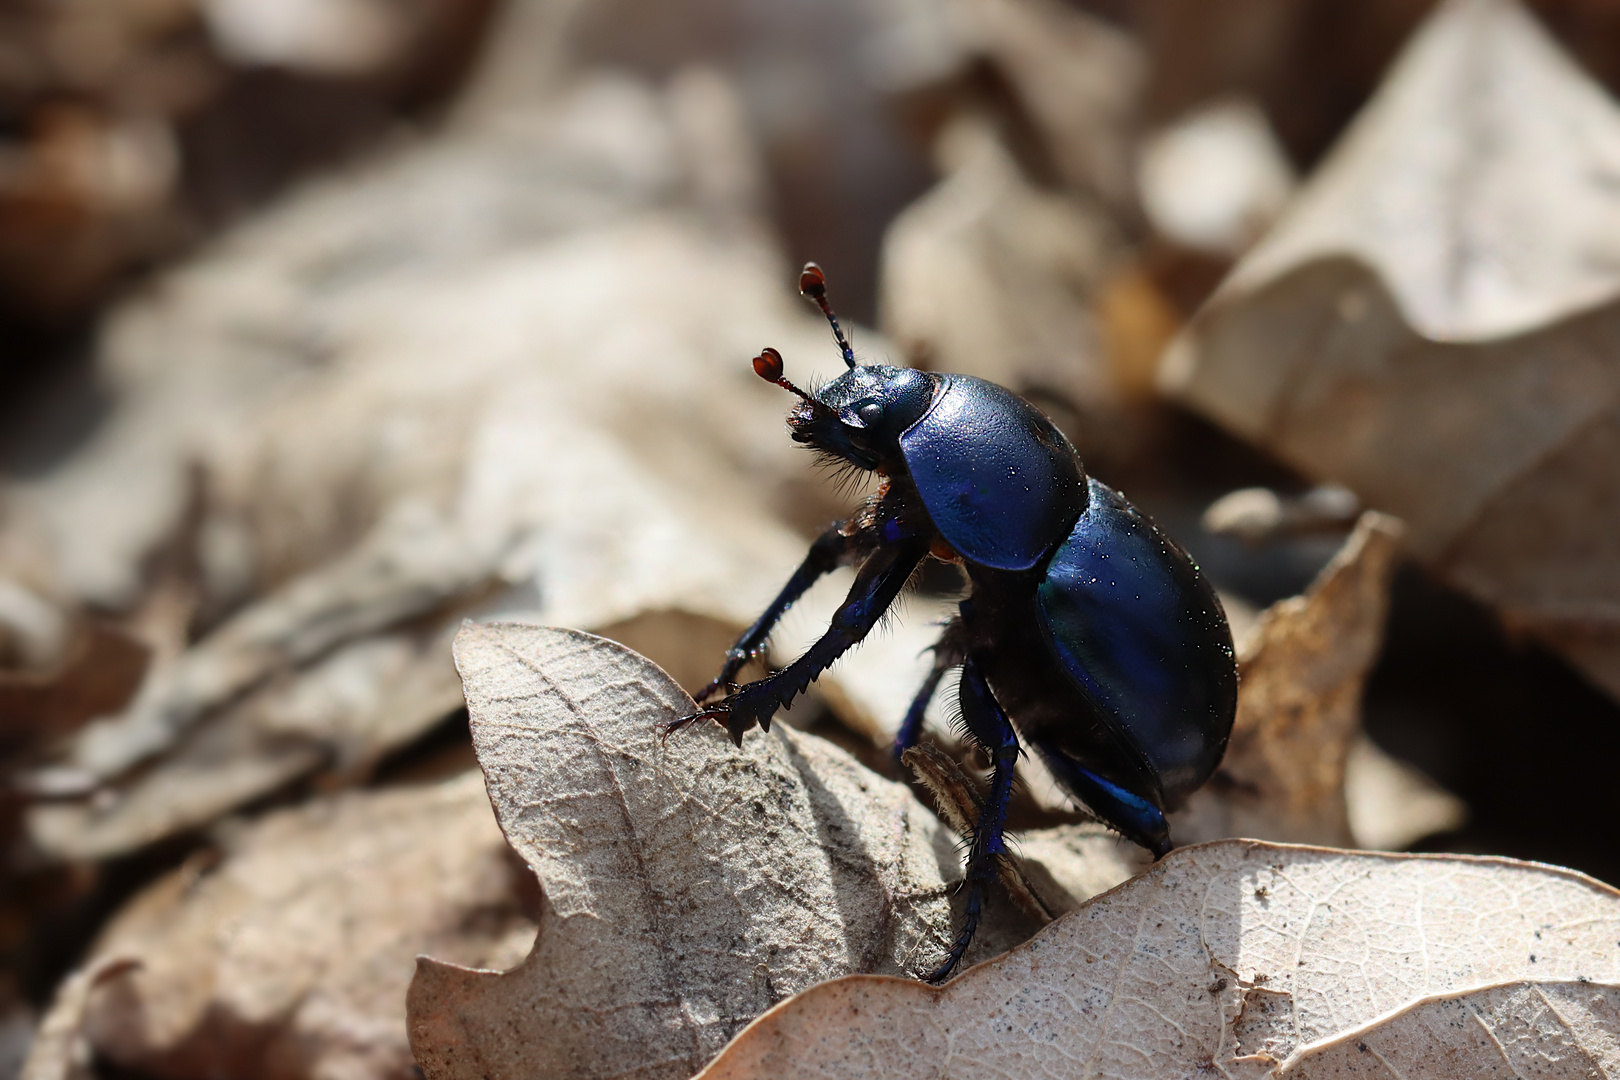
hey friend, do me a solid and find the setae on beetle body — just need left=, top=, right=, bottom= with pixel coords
left=672, top=264, right=1237, bottom=982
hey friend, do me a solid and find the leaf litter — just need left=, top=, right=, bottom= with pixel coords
left=15, top=67, right=866, bottom=862
left=1175, top=512, right=1408, bottom=849
left=696, top=840, right=1620, bottom=1079
left=1162, top=0, right=1620, bottom=707
left=24, top=770, right=535, bottom=1080
left=408, top=624, right=1055, bottom=1080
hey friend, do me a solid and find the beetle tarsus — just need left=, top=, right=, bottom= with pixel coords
left=694, top=658, right=747, bottom=705
left=925, top=885, right=984, bottom=984
left=659, top=710, right=704, bottom=742
left=922, top=656, right=1021, bottom=981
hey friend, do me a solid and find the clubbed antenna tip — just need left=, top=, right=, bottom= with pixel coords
left=752, top=346, right=817, bottom=406
left=799, top=262, right=857, bottom=369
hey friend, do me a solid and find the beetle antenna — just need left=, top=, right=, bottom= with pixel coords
left=752, top=347, right=821, bottom=406
left=799, top=262, right=857, bottom=369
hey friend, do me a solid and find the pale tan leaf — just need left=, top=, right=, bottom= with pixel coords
left=21, top=72, right=858, bottom=857
left=19, top=959, right=139, bottom=1080
left=1199, top=0, right=1620, bottom=345
left=1138, top=96, right=1297, bottom=257
left=953, top=0, right=1144, bottom=207
left=58, top=502, right=485, bottom=784
left=1010, top=823, right=1146, bottom=916
left=1176, top=512, right=1405, bottom=847
left=1160, top=0, right=1620, bottom=703
left=1342, top=735, right=1468, bottom=853
left=879, top=116, right=1120, bottom=408
left=28, top=625, right=463, bottom=861
left=407, top=625, right=1031, bottom=1080
left=37, top=772, right=532, bottom=1080
left=0, top=622, right=148, bottom=750
left=695, top=840, right=1620, bottom=1079
left=1280, top=981, right=1620, bottom=1078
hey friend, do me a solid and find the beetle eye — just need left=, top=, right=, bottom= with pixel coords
left=856, top=400, right=885, bottom=426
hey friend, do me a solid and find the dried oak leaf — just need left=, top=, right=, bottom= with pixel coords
left=23, top=770, right=534, bottom=1080
left=1175, top=512, right=1407, bottom=848
left=18, top=958, right=140, bottom=1080
left=407, top=624, right=1027, bottom=1080
left=1285, top=980, right=1620, bottom=1077
left=1160, top=0, right=1620, bottom=704
left=696, top=840, right=1620, bottom=1079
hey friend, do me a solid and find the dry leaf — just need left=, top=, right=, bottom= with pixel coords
left=1, top=1004, right=34, bottom=1080
left=1137, top=96, right=1297, bottom=257
left=11, top=70, right=794, bottom=612
left=18, top=959, right=139, bottom=1080
left=201, top=0, right=486, bottom=83
left=1342, top=734, right=1467, bottom=852
left=0, top=104, right=180, bottom=318
left=1161, top=0, right=1620, bottom=704
left=28, top=625, right=462, bottom=860
left=696, top=839, right=1620, bottom=1079
left=1176, top=513, right=1405, bottom=848
left=951, top=0, right=1144, bottom=208
left=62, top=503, right=486, bottom=783
left=1282, top=980, right=1620, bottom=1077
left=880, top=116, right=1121, bottom=407
left=408, top=624, right=1038, bottom=1080
left=1203, top=483, right=1362, bottom=544
left=0, top=624, right=148, bottom=752
left=28, top=771, right=534, bottom=1080
left=0, top=580, right=71, bottom=672
left=1010, top=823, right=1146, bottom=915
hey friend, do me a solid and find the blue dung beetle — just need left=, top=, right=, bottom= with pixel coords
left=669, top=263, right=1237, bottom=982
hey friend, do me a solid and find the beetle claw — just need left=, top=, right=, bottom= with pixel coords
left=661, top=703, right=727, bottom=742
left=663, top=688, right=769, bottom=747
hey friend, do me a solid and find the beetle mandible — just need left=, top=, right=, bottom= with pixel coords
left=668, top=263, right=1237, bottom=982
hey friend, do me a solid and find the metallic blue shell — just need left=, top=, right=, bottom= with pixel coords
left=899, top=375, right=1087, bottom=571
left=1035, top=478, right=1236, bottom=800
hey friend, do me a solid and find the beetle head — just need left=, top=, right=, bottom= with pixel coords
left=790, top=363, right=936, bottom=470
left=750, top=264, right=939, bottom=472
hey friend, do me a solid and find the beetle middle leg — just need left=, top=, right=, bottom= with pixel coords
left=892, top=617, right=966, bottom=764
left=675, top=537, right=928, bottom=746
left=926, top=653, right=1020, bottom=983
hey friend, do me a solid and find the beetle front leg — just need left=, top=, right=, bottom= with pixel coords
left=926, top=654, right=1019, bottom=984
left=680, top=538, right=928, bottom=746
left=693, top=521, right=852, bottom=704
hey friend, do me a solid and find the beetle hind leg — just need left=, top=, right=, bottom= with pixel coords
left=925, top=654, right=1019, bottom=984
left=1031, top=741, right=1172, bottom=858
